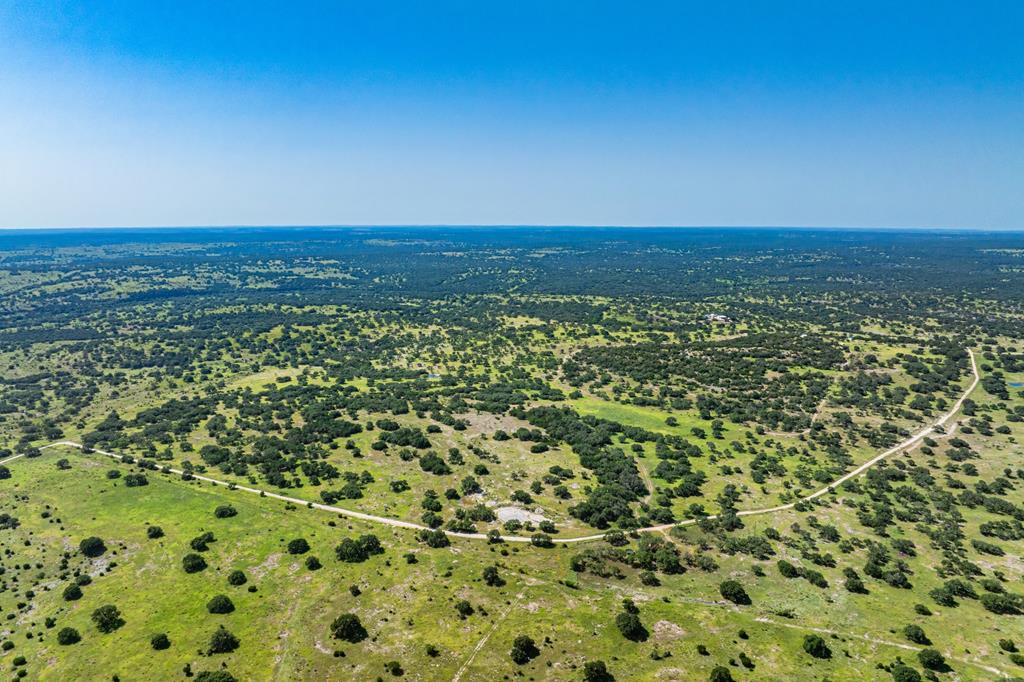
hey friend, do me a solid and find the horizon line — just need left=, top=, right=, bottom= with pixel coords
left=1, top=224, right=1022, bottom=233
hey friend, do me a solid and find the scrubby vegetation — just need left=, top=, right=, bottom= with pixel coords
left=1, top=227, right=1023, bottom=680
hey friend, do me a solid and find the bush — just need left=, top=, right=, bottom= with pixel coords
left=214, top=505, right=238, bottom=518
left=890, top=664, right=921, bottom=682
left=510, top=634, right=539, bottom=664
left=195, top=672, right=237, bottom=682
left=124, top=473, right=148, bottom=487
left=207, top=626, right=240, bottom=654
left=56, top=627, right=81, bottom=645
left=331, top=613, right=368, bottom=643
left=482, top=565, right=504, bottom=587
left=903, top=624, right=930, bottom=645
left=183, top=553, right=208, bottom=573
left=305, top=556, right=322, bottom=570
left=227, top=570, right=247, bottom=586
left=709, top=667, right=734, bottom=682
left=981, top=592, right=1023, bottom=615
left=336, top=535, right=384, bottom=562
left=151, top=633, right=171, bottom=650
left=190, top=531, right=216, bottom=551
left=917, top=648, right=946, bottom=671
left=79, top=536, right=107, bottom=558
left=719, top=580, right=751, bottom=605
left=287, top=538, right=310, bottom=555
left=802, top=634, right=830, bottom=659
left=91, top=604, right=125, bottom=633
left=531, top=533, right=554, bottom=548
left=147, top=525, right=164, bottom=539
left=418, top=528, right=450, bottom=548
left=615, top=611, right=647, bottom=642
left=582, top=660, right=614, bottom=682
left=207, top=594, right=235, bottom=614
left=63, top=583, right=83, bottom=601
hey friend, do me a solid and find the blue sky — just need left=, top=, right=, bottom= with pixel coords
left=1, top=1, right=1021, bottom=228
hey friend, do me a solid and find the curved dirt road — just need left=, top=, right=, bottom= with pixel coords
left=1, top=350, right=979, bottom=545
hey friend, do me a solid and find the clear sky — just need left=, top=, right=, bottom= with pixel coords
left=1, top=1, right=1021, bottom=229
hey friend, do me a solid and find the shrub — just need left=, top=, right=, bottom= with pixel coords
left=802, top=634, right=830, bottom=659
left=510, top=634, right=539, bottom=664
left=63, top=583, right=83, bottom=601
left=890, top=665, right=921, bottom=682
left=79, top=536, right=107, bottom=558
left=182, top=553, right=208, bottom=573
left=455, top=600, right=475, bottom=619
left=207, top=595, right=235, bottom=614
left=981, top=592, right=1023, bottom=615
left=124, top=473, right=148, bottom=487
left=777, top=560, right=800, bottom=578
left=207, top=626, right=240, bottom=654
left=482, top=565, right=504, bottom=587
left=56, top=627, right=81, bottom=645
left=190, top=531, right=216, bottom=552
left=709, top=666, right=734, bottom=682
left=150, top=633, right=171, bottom=650
left=719, top=580, right=751, bottom=605
left=418, top=528, right=450, bottom=548
left=227, top=570, right=247, bottom=586
left=195, top=672, right=237, bottom=682
left=331, top=613, right=367, bottom=643
left=91, top=604, right=125, bottom=634
left=531, top=533, right=554, bottom=548
left=214, top=505, right=237, bottom=518
left=147, top=526, right=164, bottom=539
left=287, top=538, right=310, bottom=555
left=335, top=535, right=384, bottom=563
left=305, top=556, right=322, bottom=570
left=582, top=660, right=614, bottom=682
left=903, top=624, right=930, bottom=645
left=615, top=611, right=647, bottom=642
left=917, top=648, right=946, bottom=671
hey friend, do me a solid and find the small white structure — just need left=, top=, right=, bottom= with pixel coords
left=704, top=313, right=731, bottom=323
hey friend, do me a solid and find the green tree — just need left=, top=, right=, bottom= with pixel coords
left=917, top=648, right=946, bottom=671
left=79, top=536, right=107, bottom=558
left=802, top=634, right=830, bottom=659
left=510, top=634, right=539, bottom=664
left=91, top=604, right=125, bottom=634
left=331, top=613, right=368, bottom=643
left=207, top=594, right=235, bottom=614
left=615, top=611, right=647, bottom=642
left=207, top=626, right=240, bottom=654
left=56, top=627, right=81, bottom=645
left=182, top=553, right=208, bottom=573
left=719, top=580, right=751, bottom=605
left=583, top=660, right=614, bottom=681
left=287, top=538, right=310, bottom=555
left=709, top=667, right=734, bottom=682
left=902, top=624, right=930, bottom=645
left=890, top=665, right=922, bottom=682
